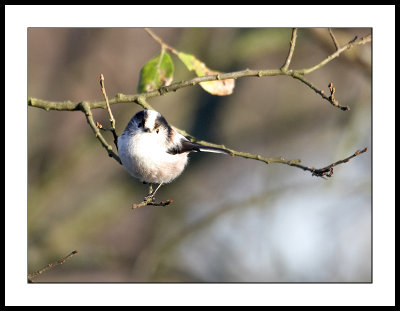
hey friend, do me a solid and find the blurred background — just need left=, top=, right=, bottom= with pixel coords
left=28, top=28, right=371, bottom=282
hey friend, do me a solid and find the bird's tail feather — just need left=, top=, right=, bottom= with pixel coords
left=197, top=144, right=232, bottom=155
left=168, top=138, right=232, bottom=155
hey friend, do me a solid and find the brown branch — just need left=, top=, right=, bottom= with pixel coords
left=80, top=102, right=121, bottom=164
left=328, top=28, right=340, bottom=50
left=26, top=69, right=333, bottom=113
left=99, top=74, right=119, bottom=150
left=28, top=32, right=370, bottom=114
left=144, top=27, right=180, bottom=55
left=28, top=250, right=78, bottom=282
left=281, top=28, right=298, bottom=72
left=308, top=147, right=368, bottom=178
left=132, top=183, right=173, bottom=209
left=99, top=74, right=115, bottom=129
left=291, top=74, right=350, bottom=111
left=132, top=199, right=173, bottom=209
left=176, top=126, right=368, bottom=179
left=27, top=54, right=363, bottom=114
left=297, top=34, right=371, bottom=75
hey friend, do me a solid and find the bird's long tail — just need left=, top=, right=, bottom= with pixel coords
left=168, top=138, right=232, bottom=155
left=193, top=143, right=232, bottom=155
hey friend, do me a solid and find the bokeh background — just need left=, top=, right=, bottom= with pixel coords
left=28, top=28, right=371, bottom=282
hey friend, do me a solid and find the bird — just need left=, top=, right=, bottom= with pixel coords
left=117, top=109, right=231, bottom=200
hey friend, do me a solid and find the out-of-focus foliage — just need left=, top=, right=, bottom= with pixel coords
left=28, top=28, right=371, bottom=282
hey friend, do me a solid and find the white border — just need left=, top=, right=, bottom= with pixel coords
left=5, top=5, right=395, bottom=306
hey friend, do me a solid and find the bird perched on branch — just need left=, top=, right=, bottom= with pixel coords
left=118, top=109, right=231, bottom=199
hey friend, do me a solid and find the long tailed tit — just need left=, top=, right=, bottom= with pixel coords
left=118, top=109, right=231, bottom=199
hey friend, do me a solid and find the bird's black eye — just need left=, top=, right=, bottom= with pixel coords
left=156, top=128, right=160, bottom=134
left=138, top=121, right=143, bottom=128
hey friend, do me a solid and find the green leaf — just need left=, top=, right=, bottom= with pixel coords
left=137, top=51, right=174, bottom=93
left=177, top=52, right=234, bottom=96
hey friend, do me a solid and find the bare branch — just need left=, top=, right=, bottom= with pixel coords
left=28, top=32, right=370, bottom=114
left=132, top=198, right=173, bottom=209
left=281, top=28, right=298, bottom=72
left=308, top=147, right=368, bottom=178
left=99, top=74, right=116, bottom=130
left=291, top=74, right=350, bottom=111
left=176, top=127, right=368, bottom=179
left=80, top=102, right=121, bottom=164
left=297, top=34, right=371, bottom=75
left=28, top=250, right=78, bottom=282
left=99, top=74, right=119, bottom=150
left=328, top=28, right=340, bottom=50
left=132, top=183, right=173, bottom=209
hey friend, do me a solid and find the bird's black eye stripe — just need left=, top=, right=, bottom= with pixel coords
left=133, top=110, right=147, bottom=129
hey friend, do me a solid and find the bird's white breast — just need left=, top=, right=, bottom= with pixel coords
left=118, top=131, right=188, bottom=184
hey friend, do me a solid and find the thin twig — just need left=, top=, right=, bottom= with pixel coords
left=144, top=28, right=179, bottom=55
left=80, top=102, right=121, bottom=164
left=281, top=28, right=298, bottom=72
left=28, top=250, right=78, bottom=282
left=132, top=199, right=173, bottom=209
left=99, top=74, right=115, bottom=129
left=298, top=34, right=371, bottom=75
left=309, top=147, right=368, bottom=177
left=347, top=36, right=358, bottom=45
left=291, top=74, right=350, bottom=111
left=100, top=74, right=119, bottom=150
left=328, top=28, right=340, bottom=51
left=176, top=126, right=367, bottom=178
left=131, top=182, right=174, bottom=208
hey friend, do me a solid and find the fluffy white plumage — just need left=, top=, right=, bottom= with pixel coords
left=118, top=109, right=231, bottom=196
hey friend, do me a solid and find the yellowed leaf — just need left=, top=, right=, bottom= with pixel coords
left=177, top=52, right=235, bottom=96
